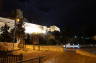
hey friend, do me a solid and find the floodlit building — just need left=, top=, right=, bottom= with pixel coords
left=0, top=17, right=60, bottom=34
left=48, top=25, right=60, bottom=32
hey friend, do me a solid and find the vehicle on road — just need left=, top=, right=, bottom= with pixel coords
left=63, top=43, right=80, bottom=48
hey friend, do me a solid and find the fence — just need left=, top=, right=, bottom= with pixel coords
left=0, top=53, right=23, bottom=63
left=17, top=56, right=44, bottom=63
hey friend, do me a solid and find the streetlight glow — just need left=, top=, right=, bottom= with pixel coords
left=16, top=18, right=20, bottom=22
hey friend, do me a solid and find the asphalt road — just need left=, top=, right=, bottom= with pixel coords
left=8, top=45, right=96, bottom=63
left=43, top=48, right=96, bottom=63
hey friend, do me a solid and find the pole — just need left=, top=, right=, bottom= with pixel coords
left=13, top=19, right=16, bottom=50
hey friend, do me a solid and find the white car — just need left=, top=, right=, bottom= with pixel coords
left=64, top=43, right=80, bottom=48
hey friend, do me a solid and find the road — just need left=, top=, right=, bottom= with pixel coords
left=42, top=48, right=96, bottom=63
left=11, top=45, right=96, bottom=63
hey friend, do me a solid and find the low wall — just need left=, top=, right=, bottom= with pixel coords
left=0, top=42, right=19, bottom=51
left=25, top=45, right=64, bottom=52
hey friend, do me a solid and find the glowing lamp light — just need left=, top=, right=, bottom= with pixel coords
left=16, top=18, right=20, bottom=22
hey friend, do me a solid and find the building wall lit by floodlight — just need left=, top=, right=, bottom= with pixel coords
left=48, top=25, right=60, bottom=32
left=0, top=17, right=60, bottom=34
left=24, top=22, right=60, bottom=34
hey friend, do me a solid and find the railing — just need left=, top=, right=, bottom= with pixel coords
left=17, top=56, right=44, bottom=63
left=0, top=53, right=23, bottom=63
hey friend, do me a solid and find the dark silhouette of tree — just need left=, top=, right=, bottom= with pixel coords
left=52, top=31, right=62, bottom=45
left=25, top=34, right=31, bottom=44
left=10, top=20, right=25, bottom=43
left=0, top=24, right=12, bottom=42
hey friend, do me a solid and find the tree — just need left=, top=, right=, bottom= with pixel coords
left=0, top=24, right=12, bottom=42
left=25, top=34, right=31, bottom=45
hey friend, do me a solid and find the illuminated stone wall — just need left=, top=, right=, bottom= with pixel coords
left=0, top=17, right=60, bottom=34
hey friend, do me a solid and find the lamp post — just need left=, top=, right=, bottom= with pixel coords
left=14, top=9, right=25, bottom=50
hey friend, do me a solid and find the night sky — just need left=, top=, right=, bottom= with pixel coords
left=0, top=0, right=96, bottom=36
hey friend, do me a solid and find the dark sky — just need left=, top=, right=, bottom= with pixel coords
left=0, top=0, right=96, bottom=35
